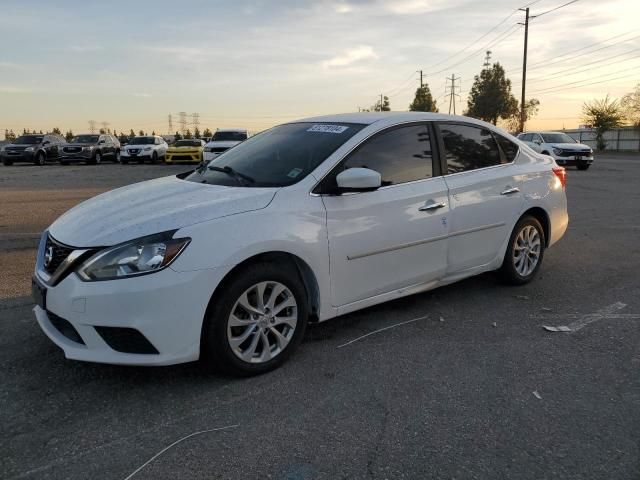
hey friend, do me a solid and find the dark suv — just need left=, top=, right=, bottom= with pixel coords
left=60, top=134, right=121, bottom=165
left=1, top=133, right=65, bottom=166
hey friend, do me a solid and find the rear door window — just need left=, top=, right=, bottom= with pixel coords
left=438, top=123, right=504, bottom=174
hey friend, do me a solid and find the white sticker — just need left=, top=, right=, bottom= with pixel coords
left=307, top=124, right=349, bottom=134
left=287, top=168, right=303, bottom=178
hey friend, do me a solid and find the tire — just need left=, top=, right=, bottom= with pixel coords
left=577, top=163, right=590, bottom=171
left=114, top=150, right=121, bottom=163
left=150, top=152, right=158, bottom=164
left=35, top=152, right=46, bottom=166
left=499, top=215, right=546, bottom=285
left=2, top=159, right=13, bottom=166
left=201, top=261, right=308, bottom=376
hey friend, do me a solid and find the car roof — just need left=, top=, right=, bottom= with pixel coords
left=291, top=112, right=496, bottom=128
left=216, top=128, right=247, bottom=133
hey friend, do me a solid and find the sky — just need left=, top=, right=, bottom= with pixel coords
left=1, top=0, right=639, bottom=137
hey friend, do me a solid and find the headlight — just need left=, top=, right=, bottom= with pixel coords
left=204, top=147, right=212, bottom=152
left=82, top=146, right=94, bottom=151
left=143, top=146, right=152, bottom=151
left=552, top=147, right=563, bottom=155
left=25, top=146, right=35, bottom=152
left=77, top=232, right=190, bottom=281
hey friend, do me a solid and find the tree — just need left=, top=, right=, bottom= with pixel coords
left=51, top=127, right=62, bottom=135
left=152, top=130, right=156, bottom=135
left=582, top=95, right=625, bottom=151
left=174, top=131, right=183, bottom=141
left=466, top=62, right=518, bottom=125
left=138, top=129, right=144, bottom=136
left=621, top=83, right=640, bottom=127
left=409, top=84, right=438, bottom=112
left=4, top=129, right=16, bottom=141
left=184, top=129, right=193, bottom=139
left=39, top=130, right=43, bottom=134
left=202, top=128, right=212, bottom=138
left=65, top=130, right=74, bottom=142
left=99, top=128, right=106, bottom=134
left=371, top=96, right=390, bottom=112
left=129, top=129, right=135, bottom=138
left=194, top=127, right=201, bottom=139
left=502, top=98, right=540, bottom=133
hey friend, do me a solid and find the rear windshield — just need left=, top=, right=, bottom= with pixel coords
left=14, top=135, right=44, bottom=145
left=130, top=136, right=155, bottom=145
left=185, top=122, right=365, bottom=187
left=174, top=140, right=202, bottom=147
left=212, top=131, right=248, bottom=142
left=71, top=135, right=99, bottom=143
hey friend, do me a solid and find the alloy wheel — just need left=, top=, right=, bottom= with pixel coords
left=226, top=281, right=298, bottom=364
left=513, top=225, right=541, bottom=276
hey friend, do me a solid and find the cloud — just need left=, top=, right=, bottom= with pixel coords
left=385, top=0, right=446, bottom=14
left=322, top=45, right=378, bottom=69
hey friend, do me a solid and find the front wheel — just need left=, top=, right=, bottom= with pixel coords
left=2, top=159, right=13, bottom=166
left=201, top=262, right=308, bottom=376
left=35, top=153, right=46, bottom=165
left=114, top=150, right=120, bottom=163
left=499, top=216, right=545, bottom=285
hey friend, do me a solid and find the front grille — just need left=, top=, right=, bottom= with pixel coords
left=48, top=312, right=85, bottom=345
left=63, top=146, right=82, bottom=153
left=171, top=155, right=196, bottom=160
left=94, top=327, right=159, bottom=354
left=557, top=149, right=591, bottom=157
left=210, top=147, right=229, bottom=153
left=44, top=235, right=74, bottom=275
left=128, top=149, right=139, bottom=154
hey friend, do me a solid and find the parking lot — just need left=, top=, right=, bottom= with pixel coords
left=1, top=155, right=639, bottom=479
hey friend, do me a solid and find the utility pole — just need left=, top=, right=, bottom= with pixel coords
left=379, top=94, right=383, bottom=112
left=88, top=120, right=97, bottom=133
left=418, top=70, right=423, bottom=89
left=445, top=74, right=461, bottom=115
left=519, top=7, right=530, bottom=133
left=483, top=50, right=492, bottom=69
left=191, top=112, right=200, bottom=131
left=168, top=114, right=173, bottom=135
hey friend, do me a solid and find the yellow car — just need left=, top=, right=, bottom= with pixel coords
left=165, top=139, right=205, bottom=163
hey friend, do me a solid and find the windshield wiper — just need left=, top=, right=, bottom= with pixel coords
left=207, top=165, right=255, bottom=186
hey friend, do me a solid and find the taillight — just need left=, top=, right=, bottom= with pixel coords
left=552, top=166, right=566, bottom=188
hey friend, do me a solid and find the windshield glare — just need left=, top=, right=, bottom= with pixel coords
left=130, top=137, right=155, bottom=145
left=71, top=135, right=99, bottom=143
left=185, top=122, right=365, bottom=187
left=212, top=131, right=247, bottom=142
left=542, top=133, right=577, bottom=144
left=175, top=140, right=202, bottom=147
left=14, top=135, right=44, bottom=145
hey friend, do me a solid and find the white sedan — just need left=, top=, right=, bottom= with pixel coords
left=32, top=113, right=568, bottom=375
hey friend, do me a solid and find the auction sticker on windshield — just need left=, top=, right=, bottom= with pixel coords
left=307, top=124, right=349, bottom=134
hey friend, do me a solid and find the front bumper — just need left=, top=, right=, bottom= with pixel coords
left=122, top=151, right=152, bottom=160
left=60, top=153, right=92, bottom=162
left=33, top=265, right=231, bottom=366
left=552, top=153, right=594, bottom=166
left=166, top=152, right=202, bottom=163
left=1, top=151, right=35, bottom=162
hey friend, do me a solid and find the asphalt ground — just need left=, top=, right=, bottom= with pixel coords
left=1, top=155, right=639, bottom=479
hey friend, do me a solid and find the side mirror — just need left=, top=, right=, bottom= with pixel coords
left=42, top=140, right=50, bottom=146
left=533, top=139, right=542, bottom=145
left=336, top=167, right=382, bottom=192
left=98, top=140, right=105, bottom=144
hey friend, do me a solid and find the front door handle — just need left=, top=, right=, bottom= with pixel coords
left=419, top=202, right=446, bottom=212
left=501, top=187, right=520, bottom=195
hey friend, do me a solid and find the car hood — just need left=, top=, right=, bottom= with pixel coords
left=65, top=142, right=96, bottom=147
left=550, top=143, right=591, bottom=150
left=125, top=144, right=153, bottom=149
left=49, top=175, right=278, bottom=247
left=205, top=140, right=241, bottom=149
left=168, top=146, right=202, bottom=151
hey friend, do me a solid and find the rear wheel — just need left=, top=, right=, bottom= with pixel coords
left=35, top=152, right=46, bottom=166
left=201, top=262, right=308, bottom=376
left=114, top=150, right=120, bottom=163
left=499, top=216, right=545, bottom=285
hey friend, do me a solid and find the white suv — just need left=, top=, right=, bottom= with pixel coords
left=517, top=131, right=593, bottom=170
left=203, top=129, right=248, bottom=163
left=121, top=135, right=168, bottom=164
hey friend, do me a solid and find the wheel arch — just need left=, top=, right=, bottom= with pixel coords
left=205, top=251, right=321, bottom=323
left=520, top=206, right=551, bottom=247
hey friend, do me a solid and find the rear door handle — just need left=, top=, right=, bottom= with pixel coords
left=501, top=187, right=520, bottom=195
left=419, top=202, right=446, bottom=212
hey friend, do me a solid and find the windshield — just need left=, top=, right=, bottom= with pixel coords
left=129, top=136, right=155, bottom=145
left=174, top=140, right=202, bottom=147
left=71, top=135, right=99, bottom=144
left=212, top=131, right=247, bottom=142
left=185, top=122, right=365, bottom=187
left=14, top=135, right=44, bottom=145
left=541, top=133, right=577, bottom=144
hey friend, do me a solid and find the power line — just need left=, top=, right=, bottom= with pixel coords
left=530, top=0, right=579, bottom=19
left=528, top=64, right=640, bottom=94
